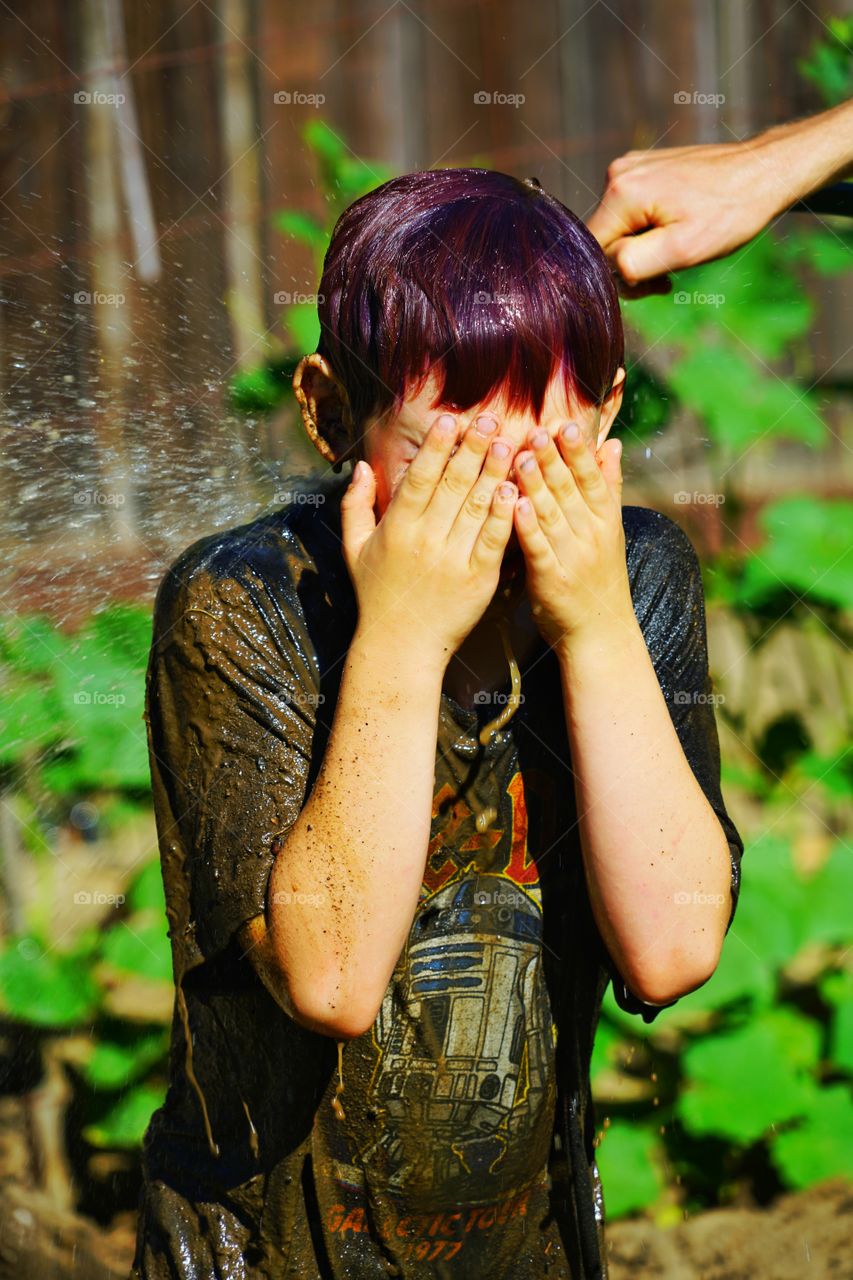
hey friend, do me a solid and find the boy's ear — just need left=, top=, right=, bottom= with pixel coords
left=292, top=354, right=355, bottom=472
left=595, top=366, right=626, bottom=451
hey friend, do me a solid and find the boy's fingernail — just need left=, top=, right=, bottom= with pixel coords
left=531, top=429, right=548, bottom=450
left=475, top=415, right=498, bottom=436
left=561, top=422, right=580, bottom=442
left=437, top=414, right=456, bottom=434
left=497, top=482, right=515, bottom=500
left=353, top=461, right=366, bottom=481
left=491, top=440, right=511, bottom=459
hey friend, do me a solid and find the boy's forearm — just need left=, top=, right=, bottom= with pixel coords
left=266, top=627, right=447, bottom=1037
left=555, top=619, right=733, bottom=1006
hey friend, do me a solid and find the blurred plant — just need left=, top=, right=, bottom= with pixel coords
left=229, top=120, right=394, bottom=414
left=0, top=857, right=172, bottom=1152
left=593, top=834, right=853, bottom=1219
left=798, top=15, right=853, bottom=106
left=0, top=605, right=152, bottom=847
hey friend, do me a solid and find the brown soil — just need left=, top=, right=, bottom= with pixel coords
left=606, top=1177, right=853, bottom=1279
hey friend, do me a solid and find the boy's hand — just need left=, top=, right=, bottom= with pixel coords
left=341, top=413, right=517, bottom=667
left=512, top=425, right=635, bottom=653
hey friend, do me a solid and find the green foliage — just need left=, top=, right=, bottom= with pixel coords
left=596, top=1120, right=666, bottom=1218
left=593, top=836, right=853, bottom=1218
left=0, top=856, right=173, bottom=1155
left=798, top=16, right=853, bottom=106
left=230, top=120, right=394, bottom=414
left=0, top=605, right=152, bottom=800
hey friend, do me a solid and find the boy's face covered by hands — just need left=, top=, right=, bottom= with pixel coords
left=333, top=364, right=632, bottom=659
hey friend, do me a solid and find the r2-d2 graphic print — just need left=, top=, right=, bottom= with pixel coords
left=358, top=870, right=557, bottom=1206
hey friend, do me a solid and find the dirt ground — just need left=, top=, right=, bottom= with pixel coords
left=0, top=1176, right=850, bottom=1279
left=606, top=1177, right=853, bottom=1279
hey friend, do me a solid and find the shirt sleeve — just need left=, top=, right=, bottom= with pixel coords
left=145, top=537, right=322, bottom=969
left=603, top=511, right=745, bottom=1025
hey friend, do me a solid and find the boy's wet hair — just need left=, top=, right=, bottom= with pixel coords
left=316, top=167, right=624, bottom=431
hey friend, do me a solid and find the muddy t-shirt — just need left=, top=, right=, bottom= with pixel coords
left=132, top=473, right=744, bottom=1280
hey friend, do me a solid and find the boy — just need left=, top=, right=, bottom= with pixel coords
left=132, top=169, right=744, bottom=1280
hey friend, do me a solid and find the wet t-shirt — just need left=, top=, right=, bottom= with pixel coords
left=131, top=472, right=744, bottom=1280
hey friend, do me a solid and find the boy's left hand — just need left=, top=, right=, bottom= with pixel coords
left=512, top=424, right=636, bottom=653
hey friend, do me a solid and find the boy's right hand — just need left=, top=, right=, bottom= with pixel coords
left=340, top=413, right=518, bottom=667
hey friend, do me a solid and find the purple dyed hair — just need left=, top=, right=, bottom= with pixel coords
left=316, top=168, right=624, bottom=432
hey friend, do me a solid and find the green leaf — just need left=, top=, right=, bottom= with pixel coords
left=668, top=347, right=825, bottom=450
left=83, top=1081, right=167, bottom=1149
left=125, top=860, right=167, bottom=915
left=800, top=840, right=853, bottom=945
left=302, top=118, right=347, bottom=166
left=678, top=1008, right=821, bottom=1143
left=821, top=971, right=853, bottom=1074
left=770, top=1086, right=853, bottom=1189
left=0, top=936, right=100, bottom=1027
left=283, top=302, right=321, bottom=356
left=100, top=919, right=173, bottom=983
left=595, top=1120, right=665, bottom=1218
left=272, top=210, right=329, bottom=250
left=736, top=495, right=853, bottom=611
left=83, top=1029, right=169, bottom=1090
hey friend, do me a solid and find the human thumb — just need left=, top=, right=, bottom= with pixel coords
left=612, top=225, right=681, bottom=285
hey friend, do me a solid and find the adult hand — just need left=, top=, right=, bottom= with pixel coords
left=341, top=413, right=518, bottom=667
left=588, top=99, right=853, bottom=292
left=587, top=140, right=780, bottom=293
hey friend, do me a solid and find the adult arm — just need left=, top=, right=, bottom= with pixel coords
left=587, top=97, right=853, bottom=286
